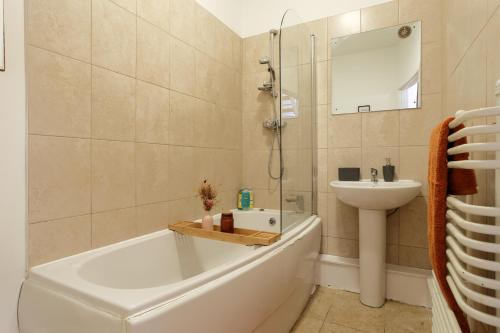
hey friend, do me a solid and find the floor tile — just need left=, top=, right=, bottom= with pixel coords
left=324, top=289, right=384, bottom=333
left=384, top=301, right=432, bottom=333
left=293, top=286, right=432, bottom=333
left=320, top=322, right=365, bottom=333
left=291, top=316, right=324, bottom=333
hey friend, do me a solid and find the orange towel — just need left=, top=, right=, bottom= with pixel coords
left=428, top=117, right=476, bottom=333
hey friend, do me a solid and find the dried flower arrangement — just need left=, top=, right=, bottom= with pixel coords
left=198, top=179, right=218, bottom=212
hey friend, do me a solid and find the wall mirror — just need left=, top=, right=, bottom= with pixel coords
left=330, top=21, right=421, bottom=115
left=0, top=0, right=4, bottom=71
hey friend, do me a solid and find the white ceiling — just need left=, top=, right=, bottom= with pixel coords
left=196, top=0, right=393, bottom=38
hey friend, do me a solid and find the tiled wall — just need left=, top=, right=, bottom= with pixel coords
left=27, top=0, right=243, bottom=266
left=443, top=1, right=500, bottom=332
left=316, top=0, right=444, bottom=269
left=242, top=0, right=443, bottom=269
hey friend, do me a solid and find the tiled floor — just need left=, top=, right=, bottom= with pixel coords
left=291, top=286, right=432, bottom=333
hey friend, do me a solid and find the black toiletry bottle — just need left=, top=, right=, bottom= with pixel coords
left=383, top=158, right=395, bottom=182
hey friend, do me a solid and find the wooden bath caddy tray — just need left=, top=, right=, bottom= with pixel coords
left=168, top=221, right=281, bottom=246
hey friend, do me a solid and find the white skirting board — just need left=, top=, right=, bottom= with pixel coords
left=316, top=254, right=432, bottom=308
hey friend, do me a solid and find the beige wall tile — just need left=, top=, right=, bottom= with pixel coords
left=136, top=143, right=169, bottom=205
left=399, top=196, right=428, bottom=248
left=215, top=20, right=234, bottom=64
left=137, top=0, right=169, bottom=31
left=317, top=105, right=328, bottom=149
left=361, top=146, right=400, bottom=180
left=27, top=0, right=91, bottom=62
left=136, top=201, right=169, bottom=235
left=168, top=146, right=198, bottom=200
left=242, top=150, right=271, bottom=190
left=215, top=65, right=241, bottom=109
left=216, top=106, right=242, bottom=150
left=170, top=38, right=196, bottom=95
left=486, top=9, right=500, bottom=106
left=92, top=0, right=136, bottom=76
left=243, top=33, right=269, bottom=74
left=92, top=207, right=137, bottom=248
left=29, top=215, right=91, bottom=266
left=328, top=113, right=362, bottom=148
left=327, top=10, right=361, bottom=40
left=362, top=111, right=400, bottom=147
left=137, top=19, right=171, bottom=88
left=195, top=50, right=217, bottom=103
left=399, top=245, right=431, bottom=269
left=168, top=196, right=204, bottom=223
left=307, top=18, right=328, bottom=62
left=387, top=209, right=400, bottom=245
left=252, top=188, right=280, bottom=210
left=400, top=93, right=442, bottom=146
left=399, top=0, right=442, bottom=43
left=318, top=192, right=328, bottom=235
left=421, top=42, right=442, bottom=95
left=110, top=0, right=136, bottom=13
left=445, top=0, right=488, bottom=74
left=92, top=66, right=136, bottom=141
left=232, top=34, right=243, bottom=71
left=317, top=149, right=328, bottom=192
left=242, top=71, right=274, bottom=114
left=327, top=148, right=362, bottom=182
left=29, top=135, right=91, bottom=222
left=92, top=140, right=135, bottom=212
left=449, top=36, right=487, bottom=111
left=387, top=244, right=399, bottom=265
left=399, top=146, right=429, bottom=196
left=361, top=1, right=399, bottom=32
left=168, top=91, right=198, bottom=146
left=136, top=80, right=170, bottom=144
left=488, top=0, right=500, bottom=17
left=328, top=193, right=359, bottom=239
left=215, top=150, right=241, bottom=192
left=321, top=236, right=329, bottom=254
left=170, top=0, right=195, bottom=45
left=316, top=61, right=328, bottom=106
left=326, top=237, right=359, bottom=258
left=28, top=47, right=91, bottom=138
left=195, top=4, right=216, bottom=58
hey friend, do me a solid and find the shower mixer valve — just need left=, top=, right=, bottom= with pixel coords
left=262, top=119, right=286, bottom=130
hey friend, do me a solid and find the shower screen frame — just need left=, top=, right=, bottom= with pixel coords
left=278, top=9, right=317, bottom=233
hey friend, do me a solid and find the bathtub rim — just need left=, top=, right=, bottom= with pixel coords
left=26, top=214, right=320, bottom=317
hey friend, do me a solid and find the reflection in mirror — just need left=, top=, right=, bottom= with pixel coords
left=0, top=0, right=4, bottom=71
left=330, top=21, right=421, bottom=115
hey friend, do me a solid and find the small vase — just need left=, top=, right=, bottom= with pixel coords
left=202, top=213, right=214, bottom=231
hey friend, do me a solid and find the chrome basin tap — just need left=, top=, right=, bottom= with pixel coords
left=370, top=168, right=378, bottom=183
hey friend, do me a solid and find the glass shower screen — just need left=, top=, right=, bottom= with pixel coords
left=279, top=9, right=314, bottom=232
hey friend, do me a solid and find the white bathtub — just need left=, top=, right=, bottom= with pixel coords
left=19, top=209, right=321, bottom=333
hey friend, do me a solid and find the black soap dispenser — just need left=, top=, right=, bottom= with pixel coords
left=383, top=158, right=395, bottom=182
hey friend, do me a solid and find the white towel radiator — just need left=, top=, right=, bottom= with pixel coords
left=433, top=80, right=500, bottom=332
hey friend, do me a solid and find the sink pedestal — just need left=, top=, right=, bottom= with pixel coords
left=359, top=209, right=386, bottom=308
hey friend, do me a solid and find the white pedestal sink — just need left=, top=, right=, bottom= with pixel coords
left=329, top=180, right=422, bottom=307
